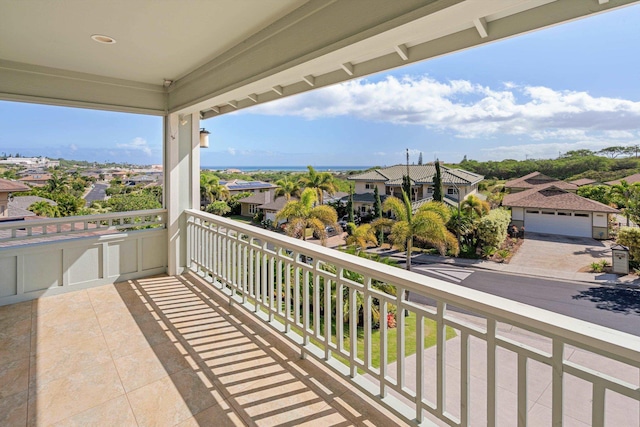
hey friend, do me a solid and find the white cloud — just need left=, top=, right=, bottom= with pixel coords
left=247, top=75, right=640, bottom=141
left=116, top=137, right=152, bottom=156
left=480, top=139, right=640, bottom=160
left=227, top=147, right=236, bottom=155
left=69, top=144, right=78, bottom=152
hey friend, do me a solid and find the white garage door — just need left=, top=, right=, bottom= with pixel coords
left=524, top=211, right=591, bottom=237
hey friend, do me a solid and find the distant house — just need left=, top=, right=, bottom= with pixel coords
left=504, top=171, right=577, bottom=193
left=8, top=196, right=58, bottom=220
left=347, top=164, right=484, bottom=214
left=18, top=173, right=52, bottom=187
left=221, top=179, right=277, bottom=195
left=569, top=178, right=598, bottom=187
left=238, top=191, right=273, bottom=217
left=605, top=173, right=640, bottom=186
left=0, top=179, right=30, bottom=221
left=503, top=184, right=618, bottom=239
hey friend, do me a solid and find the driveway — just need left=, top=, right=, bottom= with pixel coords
left=509, top=232, right=612, bottom=273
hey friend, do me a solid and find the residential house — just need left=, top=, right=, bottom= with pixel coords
left=238, top=191, right=273, bottom=218
left=0, top=2, right=637, bottom=426
left=221, top=179, right=278, bottom=195
left=348, top=164, right=484, bottom=213
left=0, top=178, right=30, bottom=220
left=503, top=182, right=619, bottom=238
left=504, top=171, right=578, bottom=193
left=606, top=173, right=640, bottom=186
left=18, top=173, right=52, bottom=187
left=569, top=178, right=599, bottom=187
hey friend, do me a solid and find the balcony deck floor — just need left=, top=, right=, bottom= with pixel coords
left=0, top=273, right=409, bottom=427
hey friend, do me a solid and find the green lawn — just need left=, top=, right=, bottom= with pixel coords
left=228, top=214, right=254, bottom=225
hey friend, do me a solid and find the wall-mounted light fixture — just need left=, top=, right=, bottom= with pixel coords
left=199, top=128, right=210, bottom=148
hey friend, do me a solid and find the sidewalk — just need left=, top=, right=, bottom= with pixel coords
left=370, top=248, right=640, bottom=287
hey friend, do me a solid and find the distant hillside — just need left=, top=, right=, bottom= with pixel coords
left=453, top=150, right=640, bottom=181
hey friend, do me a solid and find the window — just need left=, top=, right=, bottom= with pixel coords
left=248, top=204, right=258, bottom=214
left=541, top=211, right=555, bottom=215
left=448, top=188, right=458, bottom=195
left=557, top=212, right=571, bottom=216
left=365, top=182, right=374, bottom=189
left=574, top=213, right=590, bottom=217
left=360, top=205, right=367, bottom=213
left=526, top=210, right=539, bottom=214
left=427, top=187, right=433, bottom=194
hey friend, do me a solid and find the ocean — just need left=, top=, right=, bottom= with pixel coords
left=201, top=166, right=372, bottom=172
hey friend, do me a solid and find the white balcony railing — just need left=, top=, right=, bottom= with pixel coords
left=0, top=209, right=168, bottom=305
left=186, top=210, right=640, bottom=426
left=0, top=208, right=167, bottom=246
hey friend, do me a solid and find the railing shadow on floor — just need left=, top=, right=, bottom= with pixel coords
left=116, top=273, right=409, bottom=426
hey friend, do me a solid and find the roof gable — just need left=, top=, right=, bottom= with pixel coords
left=348, top=164, right=483, bottom=186
left=503, top=184, right=619, bottom=213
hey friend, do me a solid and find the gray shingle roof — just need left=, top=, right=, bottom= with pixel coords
left=0, top=178, right=30, bottom=192
left=605, top=173, right=640, bottom=186
left=348, top=164, right=483, bottom=186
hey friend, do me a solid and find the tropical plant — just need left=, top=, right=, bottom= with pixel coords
left=476, top=208, right=511, bottom=250
left=609, top=180, right=640, bottom=226
left=275, top=188, right=338, bottom=245
left=46, top=173, right=69, bottom=193
left=461, top=194, right=490, bottom=219
left=373, top=186, right=384, bottom=245
left=274, top=177, right=301, bottom=200
left=345, top=224, right=378, bottom=249
left=373, top=191, right=458, bottom=270
left=298, top=165, right=337, bottom=204
left=200, top=174, right=229, bottom=205
left=206, top=200, right=231, bottom=216
left=28, top=200, right=59, bottom=218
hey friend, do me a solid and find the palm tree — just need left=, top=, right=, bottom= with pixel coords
left=275, top=177, right=301, bottom=200
left=461, top=194, right=490, bottom=219
left=28, top=201, right=59, bottom=218
left=374, top=191, right=458, bottom=271
left=200, top=174, right=229, bottom=205
left=46, top=173, right=68, bottom=193
left=298, top=166, right=337, bottom=205
left=609, top=180, right=639, bottom=226
left=345, top=224, right=378, bottom=249
left=276, top=188, right=338, bottom=245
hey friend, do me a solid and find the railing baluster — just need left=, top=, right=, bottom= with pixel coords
left=336, top=273, right=344, bottom=353
left=324, top=276, right=332, bottom=361
left=380, top=299, right=388, bottom=398
left=461, top=330, right=470, bottom=427
left=592, top=383, right=605, bottom=427
left=416, top=313, right=425, bottom=423
left=349, top=285, right=357, bottom=378
left=487, top=318, right=497, bottom=427
left=518, top=353, right=528, bottom=427
left=396, top=285, right=406, bottom=391
left=552, top=340, right=564, bottom=427
left=437, top=301, right=447, bottom=418
left=285, top=258, right=291, bottom=332
left=363, top=276, right=372, bottom=371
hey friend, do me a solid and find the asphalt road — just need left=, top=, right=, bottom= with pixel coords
left=84, top=182, right=108, bottom=206
left=407, top=262, right=640, bottom=336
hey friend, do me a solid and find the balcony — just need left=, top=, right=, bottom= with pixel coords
left=1, top=209, right=638, bottom=426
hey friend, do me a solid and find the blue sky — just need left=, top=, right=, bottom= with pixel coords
left=1, top=4, right=640, bottom=167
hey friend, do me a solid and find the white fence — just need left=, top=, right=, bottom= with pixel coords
left=186, top=210, right=640, bottom=427
left=0, top=209, right=167, bottom=305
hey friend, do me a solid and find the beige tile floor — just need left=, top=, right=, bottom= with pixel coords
left=0, top=274, right=409, bottom=427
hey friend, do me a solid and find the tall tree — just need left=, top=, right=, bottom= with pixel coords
left=373, top=186, right=384, bottom=245
left=373, top=191, right=458, bottom=271
left=402, top=175, right=412, bottom=200
left=275, top=177, right=301, bottom=200
left=347, top=185, right=355, bottom=223
left=298, top=165, right=337, bottom=204
left=433, top=160, right=443, bottom=202
left=276, top=188, right=338, bottom=245
left=609, top=180, right=640, bottom=226
left=418, top=152, right=423, bottom=165
left=461, top=195, right=490, bottom=219
left=345, top=224, right=378, bottom=249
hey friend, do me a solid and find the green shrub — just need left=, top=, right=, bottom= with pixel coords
left=616, top=227, right=640, bottom=260
left=590, top=262, right=604, bottom=273
left=477, top=208, right=511, bottom=249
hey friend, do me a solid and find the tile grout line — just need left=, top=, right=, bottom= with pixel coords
left=85, top=285, right=142, bottom=427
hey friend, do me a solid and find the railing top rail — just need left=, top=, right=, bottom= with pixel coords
left=186, top=209, right=640, bottom=364
left=0, top=209, right=167, bottom=231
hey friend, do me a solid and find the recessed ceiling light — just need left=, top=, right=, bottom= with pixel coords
left=91, top=34, right=116, bottom=44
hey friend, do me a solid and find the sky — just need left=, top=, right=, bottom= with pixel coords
left=1, top=4, right=640, bottom=167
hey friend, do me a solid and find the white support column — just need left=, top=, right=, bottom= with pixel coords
left=165, top=112, right=200, bottom=275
